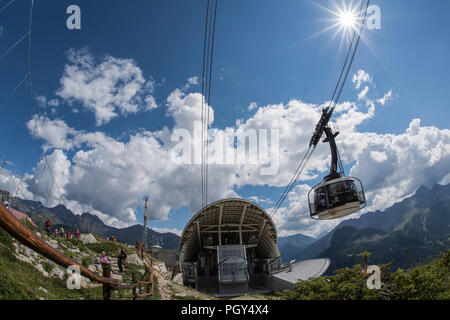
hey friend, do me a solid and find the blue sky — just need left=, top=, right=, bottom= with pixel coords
left=1, top=0, right=449, bottom=237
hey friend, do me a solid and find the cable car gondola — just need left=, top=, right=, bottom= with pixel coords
left=308, top=125, right=366, bottom=220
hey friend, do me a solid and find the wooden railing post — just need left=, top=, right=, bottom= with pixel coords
left=132, top=272, right=137, bottom=300
left=146, top=271, right=152, bottom=295
left=102, top=264, right=112, bottom=300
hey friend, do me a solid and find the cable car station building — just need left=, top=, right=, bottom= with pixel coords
left=179, top=199, right=330, bottom=296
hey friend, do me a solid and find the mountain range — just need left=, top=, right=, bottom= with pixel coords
left=10, top=198, right=181, bottom=250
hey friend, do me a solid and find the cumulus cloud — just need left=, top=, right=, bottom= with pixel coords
left=56, top=48, right=157, bottom=125
left=26, top=115, right=77, bottom=151
left=4, top=64, right=448, bottom=238
left=349, top=119, right=450, bottom=212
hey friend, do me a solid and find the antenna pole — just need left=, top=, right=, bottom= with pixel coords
left=143, top=196, right=149, bottom=252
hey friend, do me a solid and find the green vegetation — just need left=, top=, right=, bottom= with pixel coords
left=81, top=256, right=92, bottom=267
left=280, top=251, right=450, bottom=300
left=22, top=219, right=38, bottom=233
left=86, top=241, right=122, bottom=255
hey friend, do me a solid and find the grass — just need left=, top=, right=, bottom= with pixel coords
left=0, top=226, right=110, bottom=300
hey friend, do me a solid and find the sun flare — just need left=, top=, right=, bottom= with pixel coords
left=339, top=10, right=357, bottom=29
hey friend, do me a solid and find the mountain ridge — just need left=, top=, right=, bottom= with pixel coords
left=10, top=197, right=181, bottom=250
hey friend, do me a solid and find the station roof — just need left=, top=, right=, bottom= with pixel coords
left=180, top=198, right=279, bottom=263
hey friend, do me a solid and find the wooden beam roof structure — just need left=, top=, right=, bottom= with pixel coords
left=179, top=198, right=279, bottom=264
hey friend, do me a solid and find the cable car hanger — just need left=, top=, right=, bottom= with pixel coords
left=307, top=109, right=366, bottom=220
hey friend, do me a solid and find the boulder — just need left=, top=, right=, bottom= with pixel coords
left=79, top=233, right=97, bottom=244
left=125, top=253, right=144, bottom=266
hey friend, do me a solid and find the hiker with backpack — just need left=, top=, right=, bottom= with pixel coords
left=117, top=247, right=127, bottom=273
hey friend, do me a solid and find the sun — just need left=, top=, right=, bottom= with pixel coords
left=339, top=10, right=357, bottom=29
left=306, top=0, right=372, bottom=53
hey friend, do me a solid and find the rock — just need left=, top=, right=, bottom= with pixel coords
left=36, top=264, right=49, bottom=277
left=36, top=232, right=42, bottom=238
left=46, top=239, right=58, bottom=249
left=125, top=253, right=143, bottom=266
left=50, top=267, right=65, bottom=280
left=173, top=273, right=183, bottom=285
left=38, top=287, right=48, bottom=294
left=15, top=254, right=35, bottom=265
left=80, top=276, right=91, bottom=288
left=88, top=265, right=96, bottom=273
left=18, top=244, right=37, bottom=259
left=80, top=233, right=97, bottom=244
left=39, top=297, right=46, bottom=300
left=95, top=264, right=102, bottom=273
left=70, top=247, right=80, bottom=254
left=157, top=262, right=167, bottom=274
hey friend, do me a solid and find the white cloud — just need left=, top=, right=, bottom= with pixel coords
left=151, top=227, right=182, bottom=236
left=352, top=69, right=373, bottom=89
left=358, top=85, right=369, bottom=100
left=144, top=95, right=158, bottom=111
left=56, top=48, right=157, bottom=125
left=181, top=76, right=199, bottom=91
left=26, top=115, right=76, bottom=150
left=248, top=102, right=258, bottom=111
left=377, top=89, right=393, bottom=105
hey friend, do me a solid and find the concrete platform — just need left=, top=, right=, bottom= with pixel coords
left=270, top=258, right=330, bottom=291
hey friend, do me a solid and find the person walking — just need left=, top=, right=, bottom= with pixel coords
left=117, top=247, right=127, bottom=273
left=45, top=220, right=52, bottom=235
left=76, top=229, right=80, bottom=239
